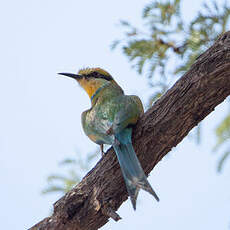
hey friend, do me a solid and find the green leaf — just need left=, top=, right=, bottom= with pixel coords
left=217, top=151, right=230, bottom=173
left=111, top=40, right=120, bottom=49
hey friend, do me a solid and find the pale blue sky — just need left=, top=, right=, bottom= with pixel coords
left=0, top=0, right=230, bottom=229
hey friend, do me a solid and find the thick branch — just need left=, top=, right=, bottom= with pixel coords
left=30, top=32, right=230, bottom=230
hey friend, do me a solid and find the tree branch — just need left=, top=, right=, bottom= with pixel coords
left=30, top=31, right=230, bottom=230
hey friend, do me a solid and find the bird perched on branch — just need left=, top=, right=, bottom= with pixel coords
left=59, top=67, right=159, bottom=210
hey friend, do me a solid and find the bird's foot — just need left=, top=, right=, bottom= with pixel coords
left=100, top=144, right=106, bottom=157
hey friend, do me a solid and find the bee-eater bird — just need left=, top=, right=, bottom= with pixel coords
left=59, top=68, right=159, bottom=210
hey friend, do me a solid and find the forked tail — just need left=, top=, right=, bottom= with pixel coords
left=113, top=128, right=159, bottom=210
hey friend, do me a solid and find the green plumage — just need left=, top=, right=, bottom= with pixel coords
left=59, top=68, right=159, bottom=209
left=81, top=79, right=159, bottom=209
left=82, top=83, right=143, bottom=145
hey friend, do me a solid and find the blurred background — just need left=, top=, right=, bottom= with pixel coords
left=0, top=0, right=230, bottom=229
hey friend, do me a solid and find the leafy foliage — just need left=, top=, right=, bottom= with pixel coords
left=214, top=113, right=230, bottom=172
left=113, top=0, right=230, bottom=169
left=113, top=0, right=230, bottom=104
left=42, top=151, right=98, bottom=195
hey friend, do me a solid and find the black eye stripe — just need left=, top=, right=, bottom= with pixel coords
left=84, top=72, right=112, bottom=81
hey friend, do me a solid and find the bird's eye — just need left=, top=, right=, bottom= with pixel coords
left=92, top=71, right=100, bottom=78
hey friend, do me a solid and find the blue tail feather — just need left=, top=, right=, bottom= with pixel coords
left=113, top=128, right=159, bottom=210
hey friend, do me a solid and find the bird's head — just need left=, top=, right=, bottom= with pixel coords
left=59, top=67, right=117, bottom=99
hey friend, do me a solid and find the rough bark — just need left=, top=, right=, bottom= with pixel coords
left=30, top=32, right=230, bottom=230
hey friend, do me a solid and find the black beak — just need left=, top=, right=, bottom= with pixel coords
left=58, top=72, right=82, bottom=80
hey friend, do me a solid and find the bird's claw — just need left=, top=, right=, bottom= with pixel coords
left=100, top=144, right=106, bottom=157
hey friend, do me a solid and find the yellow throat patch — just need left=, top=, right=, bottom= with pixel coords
left=77, top=67, right=113, bottom=99
left=79, top=78, right=106, bottom=98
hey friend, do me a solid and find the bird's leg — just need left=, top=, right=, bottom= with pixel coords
left=100, top=144, right=105, bottom=157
